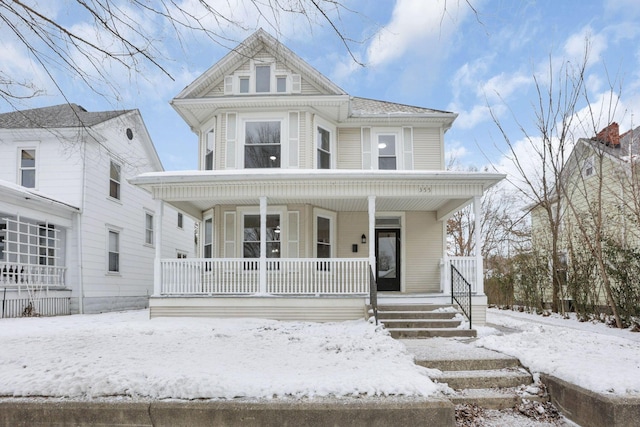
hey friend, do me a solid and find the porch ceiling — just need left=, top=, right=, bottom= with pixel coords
left=130, top=169, right=504, bottom=220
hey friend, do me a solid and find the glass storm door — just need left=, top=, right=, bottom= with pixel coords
left=375, top=229, right=400, bottom=291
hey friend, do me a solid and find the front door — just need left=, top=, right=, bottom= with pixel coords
left=375, top=229, right=400, bottom=291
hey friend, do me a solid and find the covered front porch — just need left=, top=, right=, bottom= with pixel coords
left=131, top=170, right=502, bottom=324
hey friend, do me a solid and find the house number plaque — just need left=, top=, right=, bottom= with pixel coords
left=418, top=185, right=432, bottom=193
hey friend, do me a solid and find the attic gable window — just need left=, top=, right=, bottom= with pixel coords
left=255, top=65, right=270, bottom=92
left=224, top=60, right=300, bottom=95
left=583, top=156, right=595, bottom=178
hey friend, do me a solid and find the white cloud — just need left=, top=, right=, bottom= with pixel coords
left=563, top=25, right=608, bottom=68
left=481, top=72, right=532, bottom=103
left=365, top=0, right=474, bottom=68
left=452, top=103, right=494, bottom=130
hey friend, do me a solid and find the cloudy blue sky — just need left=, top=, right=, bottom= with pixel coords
left=2, top=0, right=640, bottom=176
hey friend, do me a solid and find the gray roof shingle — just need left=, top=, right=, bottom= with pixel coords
left=0, top=104, right=130, bottom=129
left=350, top=97, right=452, bottom=116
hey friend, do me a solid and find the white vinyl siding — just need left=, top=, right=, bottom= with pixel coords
left=412, top=127, right=442, bottom=170
left=289, top=112, right=299, bottom=168
left=224, top=212, right=235, bottom=257
left=288, top=211, right=299, bottom=258
left=336, top=128, right=361, bottom=169
left=405, top=211, right=441, bottom=292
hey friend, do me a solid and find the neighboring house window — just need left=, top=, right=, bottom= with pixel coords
left=205, top=129, right=215, bottom=170
left=204, top=218, right=213, bottom=258
left=177, top=251, right=187, bottom=259
left=378, top=135, right=397, bottom=170
left=177, top=212, right=184, bottom=229
left=245, top=121, right=281, bottom=168
left=317, top=127, right=331, bottom=169
left=255, top=65, right=271, bottom=92
left=38, top=224, right=55, bottom=266
left=583, top=156, right=594, bottom=177
left=243, top=214, right=280, bottom=258
left=20, top=149, right=36, bottom=188
left=0, top=223, right=6, bottom=261
left=108, top=230, right=120, bottom=272
left=110, top=161, right=121, bottom=199
left=145, top=213, right=154, bottom=246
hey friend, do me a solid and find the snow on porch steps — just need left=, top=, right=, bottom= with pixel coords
left=371, top=304, right=477, bottom=338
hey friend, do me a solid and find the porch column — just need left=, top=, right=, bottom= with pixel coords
left=259, top=196, right=267, bottom=294
left=368, top=196, right=376, bottom=275
left=474, top=196, right=484, bottom=295
left=153, top=199, right=164, bottom=296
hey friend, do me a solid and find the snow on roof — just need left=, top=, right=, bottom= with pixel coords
left=0, top=179, right=80, bottom=212
left=0, top=103, right=130, bottom=129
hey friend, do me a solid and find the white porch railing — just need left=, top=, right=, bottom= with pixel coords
left=446, top=256, right=477, bottom=293
left=0, top=263, right=66, bottom=288
left=159, top=258, right=369, bottom=295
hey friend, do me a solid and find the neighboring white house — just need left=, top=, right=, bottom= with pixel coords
left=131, top=29, right=504, bottom=325
left=0, top=104, right=195, bottom=317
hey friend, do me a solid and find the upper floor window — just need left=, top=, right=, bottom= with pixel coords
left=276, top=76, right=287, bottom=93
left=205, top=129, right=215, bottom=170
left=0, top=223, right=6, bottom=261
left=245, top=121, right=281, bottom=168
left=20, top=149, right=36, bottom=188
left=378, top=135, right=397, bottom=170
left=239, top=77, right=249, bottom=94
left=317, top=127, right=331, bottom=169
left=224, top=60, right=300, bottom=96
left=109, top=161, right=121, bottom=199
left=145, top=213, right=154, bottom=246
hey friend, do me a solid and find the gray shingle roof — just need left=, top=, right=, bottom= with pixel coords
left=0, top=104, right=130, bottom=129
left=584, top=125, right=640, bottom=161
left=350, top=97, right=452, bottom=116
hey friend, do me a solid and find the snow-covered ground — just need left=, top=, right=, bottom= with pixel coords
left=0, top=310, right=439, bottom=400
left=477, top=308, right=640, bottom=396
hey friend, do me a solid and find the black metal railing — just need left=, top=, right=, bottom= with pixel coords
left=451, top=264, right=472, bottom=329
left=369, top=266, right=378, bottom=325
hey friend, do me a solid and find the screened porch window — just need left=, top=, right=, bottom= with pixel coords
left=38, top=224, right=56, bottom=266
left=243, top=214, right=280, bottom=258
left=245, top=121, right=281, bottom=168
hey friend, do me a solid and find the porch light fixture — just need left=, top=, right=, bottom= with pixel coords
left=361, top=234, right=367, bottom=244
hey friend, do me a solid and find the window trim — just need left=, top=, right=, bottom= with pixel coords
left=106, top=227, right=121, bottom=274
left=109, top=160, right=122, bottom=200
left=18, top=147, right=37, bottom=188
left=236, top=206, right=287, bottom=258
left=239, top=113, right=288, bottom=169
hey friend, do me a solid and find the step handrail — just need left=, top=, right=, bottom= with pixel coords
left=451, top=264, right=472, bottom=329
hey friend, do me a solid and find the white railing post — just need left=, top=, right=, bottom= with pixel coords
left=368, top=196, right=376, bottom=277
left=154, top=199, right=164, bottom=296
left=474, top=196, right=484, bottom=295
left=259, top=196, right=267, bottom=294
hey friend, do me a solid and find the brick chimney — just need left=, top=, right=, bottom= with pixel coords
left=595, top=122, right=620, bottom=148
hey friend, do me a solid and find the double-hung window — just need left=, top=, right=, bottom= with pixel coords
left=378, top=135, right=397, bottom=170
left=109, top=161, right=121, bottom=199
left=203, top=218, right=213, bottom=258
left=145, top=213, right=154, bottom=246
left=244, top=121, right=281, bottom=168
left=0, top=223, right=6, bottom=261
left=20, top=149, right=36, bottom=188
left=243, top=214, right=280, bottom=259
left=317, top=127, right=331, bottom=169
left=205, top=129, right=215, bottom=170
left=108, top=230, right=120, bottom=273
left=255, top=65, right=271, bottom=92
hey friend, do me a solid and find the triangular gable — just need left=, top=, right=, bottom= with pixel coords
left=175, top=28, right=346, bottom=99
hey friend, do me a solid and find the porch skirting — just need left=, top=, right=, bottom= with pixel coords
left=0, top=288, right=71, bottom=318
left=149, top=296, right=368, bottom=322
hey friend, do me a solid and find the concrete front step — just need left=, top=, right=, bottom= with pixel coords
left=431, top=368, right=532, bottom=390
left=449, top=388, right=548, bottom=410
left=375, top=304, right=457, bottom=312
left=376, top=310, right=457, bottom=320
left=381, top=319, right=462, bottom=329
left=387, top=327, right=476, bottom=339
left=416, top=357, right=520, bottom=372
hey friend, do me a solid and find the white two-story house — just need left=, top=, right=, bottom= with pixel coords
left=0, top=104, right=195, bottom=317
left=131, top=29, right=504, bottom=324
